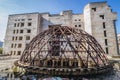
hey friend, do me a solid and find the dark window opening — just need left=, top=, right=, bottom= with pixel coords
left=27, top=29, right=31, bottom=33
left=105, top=39, right=108, bottom=46
left=21, top=19, right=25, bottom=21
left=19, top=36, right=23, bottom=40
left=47, top=60, right=52, bottom=67
left=79, top=19, right=81, bottom=21
left=79, top=25, right=81, bottom=27
left=72, top=61, right=78, bottom=67
left=54, top=61, right=58, bottom=67
left=26, top=36, right=30, bottom=40
left=75, top=19, right=77, bottom=21
left=12, top=37, right=14, bottom=41
left=75, top=25, right=77, bottom=27
left=104, top=31, right=107, bottom=37
left=21, top=23, right=24, bottom=27
left=17, top=23, right=19, bottom=27
left=63, top=61, right=69, bottom=67
left=58, top=61, right=61, bottom=67
left=14, top=23, right=16, bottom=27
left=50, top=35, right=60, bottom=56
left=103, top=22, right=106, bottom=28
left=92, top=8, right=96, bottom=11
left=11, top=44, right=13, bottom=48
left=20, top=30, right=23, bottom=33
left=28, top=18, right=32, bottom=20
left=100, top=15, right=104, bottom=19
left=106, top=47, right=109, bottom=54
left=13, top=30, right=15, bottom=34
left=51, top=46, right=60, bottom=56
left=28, top=22, right=32, bottom=26
left=18, top=44, right=22, bottom=48
left=18, top=51, right=21, bottom=55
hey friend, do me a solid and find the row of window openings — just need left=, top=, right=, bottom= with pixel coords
left=11, top=51, right=21, bottom=55
left=102, top=21, right=108, bottom=54
left=14, top=22, right=32, bottom=27
left=75, top=25, right=81, bottom=27
left=12, top=36, right=30, bottom=41
left=75, top=22, right=105, bottom=28
left=11, top=43, right=22, bottom=48
left=92, top=7, right=112, bottom=13
left=103, top=22, right=107, bottom=49
left=15, top=18, right=32, bottom=21
left=74, top=19, right=81, bottom=21
left=13, top=29, right=31, bottom=34
left=99, top=21, right=108, bottom=54
left=92, top=7, right=105, bottom=19
left=105, top=39, right=108, bottom=54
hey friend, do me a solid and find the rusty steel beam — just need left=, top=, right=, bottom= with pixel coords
left=16, top=25, right=112, bottom=75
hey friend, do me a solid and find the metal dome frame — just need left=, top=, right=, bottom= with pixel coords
left=15, top=25, right=112, bottom=76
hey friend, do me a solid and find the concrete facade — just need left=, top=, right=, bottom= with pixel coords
left=3, top=2, right=119, bottom=56
left=4, top=13, right=40, bottom=55
left=84, top=2, right=118, bottom=56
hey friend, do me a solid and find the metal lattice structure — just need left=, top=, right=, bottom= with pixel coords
left=15, top=25, right=112, bottom=76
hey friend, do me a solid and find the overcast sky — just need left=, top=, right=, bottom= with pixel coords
left=0, top=0, right=120, bottom=41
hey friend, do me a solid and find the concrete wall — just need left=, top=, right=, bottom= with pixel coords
left=3, top=13, right=40, bottom=55
left=84, top=2, right=118, bottom=56
left=3, top=2, right=119, bottom=56
left=40, top=10, right=84, bottom=31
left=84, top=4, right=92, bottom=35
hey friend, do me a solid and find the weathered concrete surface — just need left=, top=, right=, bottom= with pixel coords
left=3, top=2, right=118, bottom=57
left=0, top=56, right=19, bottom=71
left=84, top=2, right=118, bottom=56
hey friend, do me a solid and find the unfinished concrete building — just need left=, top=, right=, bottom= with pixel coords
left=3, top=2, right=119, bottom=56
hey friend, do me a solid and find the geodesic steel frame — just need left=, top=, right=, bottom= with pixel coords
left=18, top=25, right=109, bottom=69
